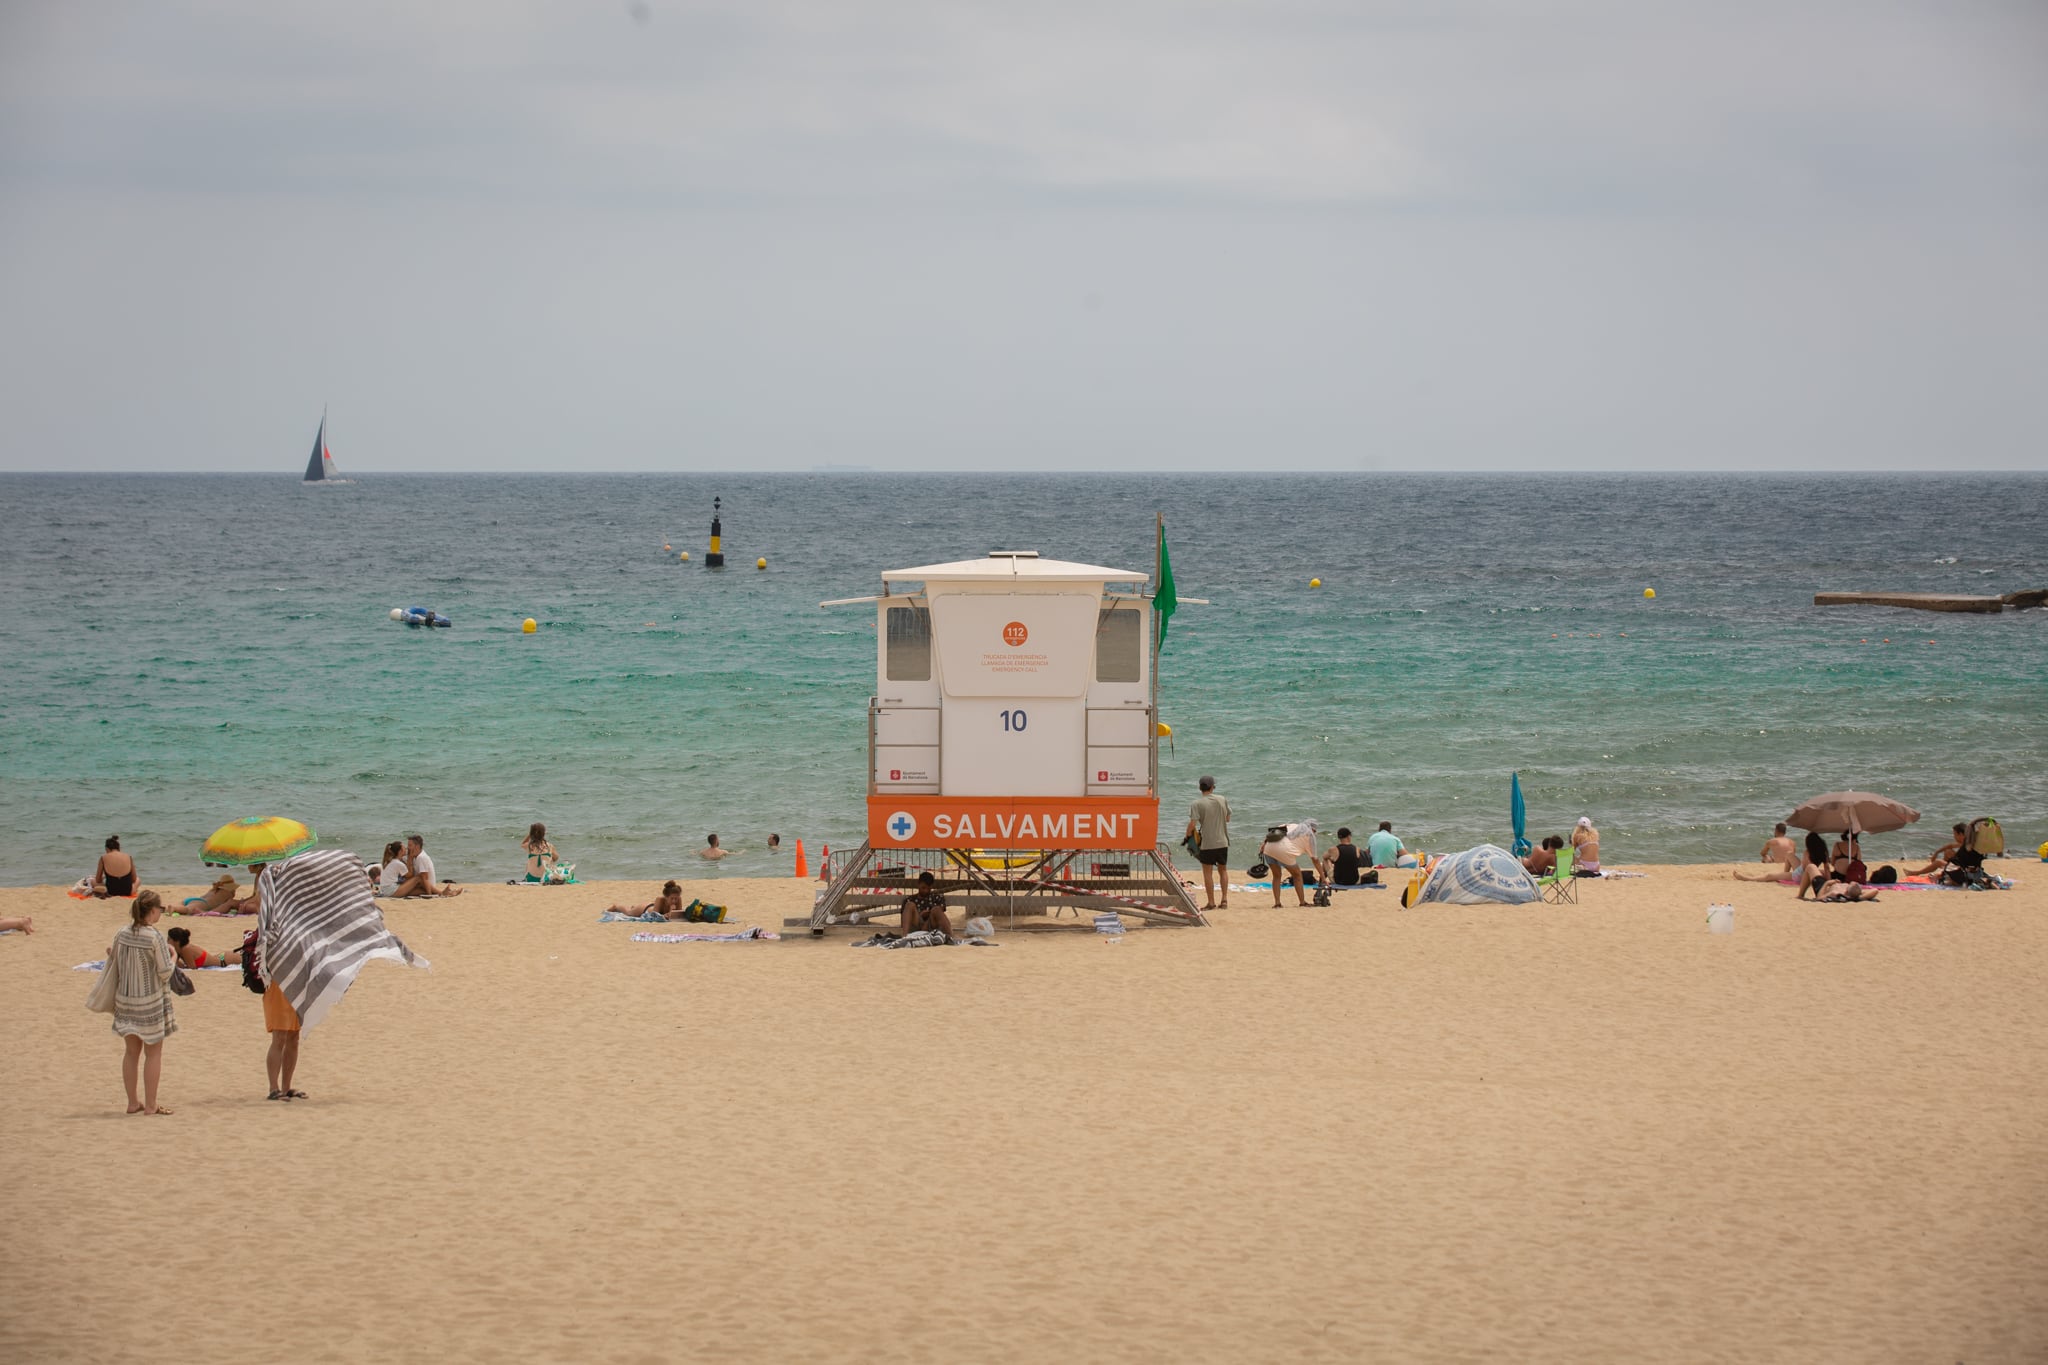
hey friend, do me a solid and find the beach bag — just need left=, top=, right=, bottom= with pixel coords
left=85, top=951, right=119, bottom=1014
left=168, top=968, right=195, bottom=997
left=1312, top=886, right=1333, bottom=907
left=1844, top=859, right=1868, bottom=884
left=1247, top=862, right=1269, bottom=880
left=1968, top=819, right=2004, bottom=856
left=240, top=929, right=265, bottom=995
left=1868, top=865, right=1897, bottom=884
left=1181, top=832, right=1203, bottom=860
left=541, top=861, right=577, bottom=885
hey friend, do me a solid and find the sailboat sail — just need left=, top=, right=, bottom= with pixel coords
left=303, top=414, right=336, bottom=482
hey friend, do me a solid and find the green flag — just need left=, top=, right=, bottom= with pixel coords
left=1155, top=518, right=1177, bottom=647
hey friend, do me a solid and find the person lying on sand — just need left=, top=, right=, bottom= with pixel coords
left=1813, top=878, right=1879, bottom=903
left=608, top=881, right=687, bottom=920
left=165, top=925, right=241, bottom=968
left=0, top=915, right=32, bottom=934
left=1792, top=834, right=1831, bottom=900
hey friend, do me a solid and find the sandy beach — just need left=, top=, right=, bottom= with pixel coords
left=3, top=864, right=2045, bottom=1363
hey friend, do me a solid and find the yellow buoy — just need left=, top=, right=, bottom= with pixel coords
left=679, top=550, right=690, bottom=561
left=1310, top=578, right=1323, bottom=588
left=1643, top=587, right=1656, bottom=598
left=521, top=618, right=537, bottom=634
left=756, top=557, right=768, bottom=570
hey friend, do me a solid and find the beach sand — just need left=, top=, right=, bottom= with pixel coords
left=3, top=864, right=2045, bottom=1363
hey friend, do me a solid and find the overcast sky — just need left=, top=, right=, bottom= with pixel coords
left=1, top=1, right=2043, bottom=472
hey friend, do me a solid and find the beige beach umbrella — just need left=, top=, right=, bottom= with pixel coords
left=1786, top=792, right=1920, bottom=836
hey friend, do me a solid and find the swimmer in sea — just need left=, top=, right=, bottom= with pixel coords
left=697, top=834, right=737, bottom=861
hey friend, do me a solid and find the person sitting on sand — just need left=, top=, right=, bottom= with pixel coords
left=698, top=833, right=737, bottom=861
left=1793, top=834, right=1831, bottom=900
left=180, top=873, right=239, bottom=912
left=165, top=925, right=242, bottom=968
left=1318, top=828, right=1372, bottom=886
left=901, top=871, right=954, bottom=939
left=1570, top=818, right=1602, bottom=876
left=222, top=864, right=266, bottom=915
left=0, top=915, right=33, bottom=934
left=1906, top=824, right=1969, bottom=878
left=394, top=834, right=462, bottom=898
left=1523, top=835, right=1564, bottom=877
left=1760, top=823, right=1797, bottom=874
left=1828, top=834, right=1867, bottom=884
left=1733, top=824, right=1803, bottom=883
left=374, top=841, right=408, bottom=897
left=1365, top=821, right=1411, bottom=869
left=93, top=835, right=138, bottom=898
left=608, top=880, right=688, bottom=920
left=522, top=823, right=559, bottom=881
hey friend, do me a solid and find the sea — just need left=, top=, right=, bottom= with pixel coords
left=2, top=472, right=2043, bottom=886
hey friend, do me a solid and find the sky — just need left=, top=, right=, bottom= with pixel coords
left=1, top=0, right=2043, bottom=473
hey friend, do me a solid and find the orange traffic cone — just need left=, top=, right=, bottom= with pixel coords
left=818, top=843, right=830, bottom=880
left=793, top=839, right=809, bottom=879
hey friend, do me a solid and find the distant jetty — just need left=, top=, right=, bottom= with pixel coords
left=1814, top=589, right=2046, bottom=615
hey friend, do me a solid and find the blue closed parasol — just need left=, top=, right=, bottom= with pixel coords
left=1510, top=772, right=1532, bottom=858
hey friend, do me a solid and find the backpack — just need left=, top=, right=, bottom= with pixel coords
left=240, top=928, right=265, bottom=995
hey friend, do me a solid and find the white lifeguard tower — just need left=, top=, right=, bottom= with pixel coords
left=808, top=549, right=1204, bottom=931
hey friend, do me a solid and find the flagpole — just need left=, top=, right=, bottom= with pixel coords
left=1152, top=512, right=1163, bottom=800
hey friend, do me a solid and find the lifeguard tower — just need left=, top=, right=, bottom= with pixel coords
left=807, top=549, right=1204, bottom=931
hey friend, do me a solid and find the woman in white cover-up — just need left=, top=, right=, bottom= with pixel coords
left=109, top=889, right=177, bottom=1114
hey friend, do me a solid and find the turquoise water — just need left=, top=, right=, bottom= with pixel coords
left=2, top=472, right=2043, bottom=884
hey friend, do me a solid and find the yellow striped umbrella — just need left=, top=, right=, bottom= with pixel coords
left=201, top=816, right=317, bottom=866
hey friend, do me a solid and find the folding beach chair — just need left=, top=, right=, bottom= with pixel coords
left=1539, top=846, right=1578, bottom=904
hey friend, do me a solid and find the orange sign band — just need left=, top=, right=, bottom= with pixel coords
left=868, top=796, right=1159, bottom=851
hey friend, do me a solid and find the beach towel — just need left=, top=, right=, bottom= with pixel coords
left=853, top=930, right=951, bottom=949
left=1413, top=844, right=1541, bottom=906
left=630, top=928, right=778, bottom=942
left=599, top=910, right=667, bottom=922
left=257, top=849, right=429, bottom=1030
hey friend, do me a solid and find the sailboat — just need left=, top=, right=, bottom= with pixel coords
left=301, top=409, right=351, bottom=484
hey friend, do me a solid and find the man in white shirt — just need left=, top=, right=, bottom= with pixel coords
left=398, top=834, right=463, bottom=898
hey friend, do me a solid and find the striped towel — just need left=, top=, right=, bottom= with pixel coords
left=259, top=849, right=429, bottom=1030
